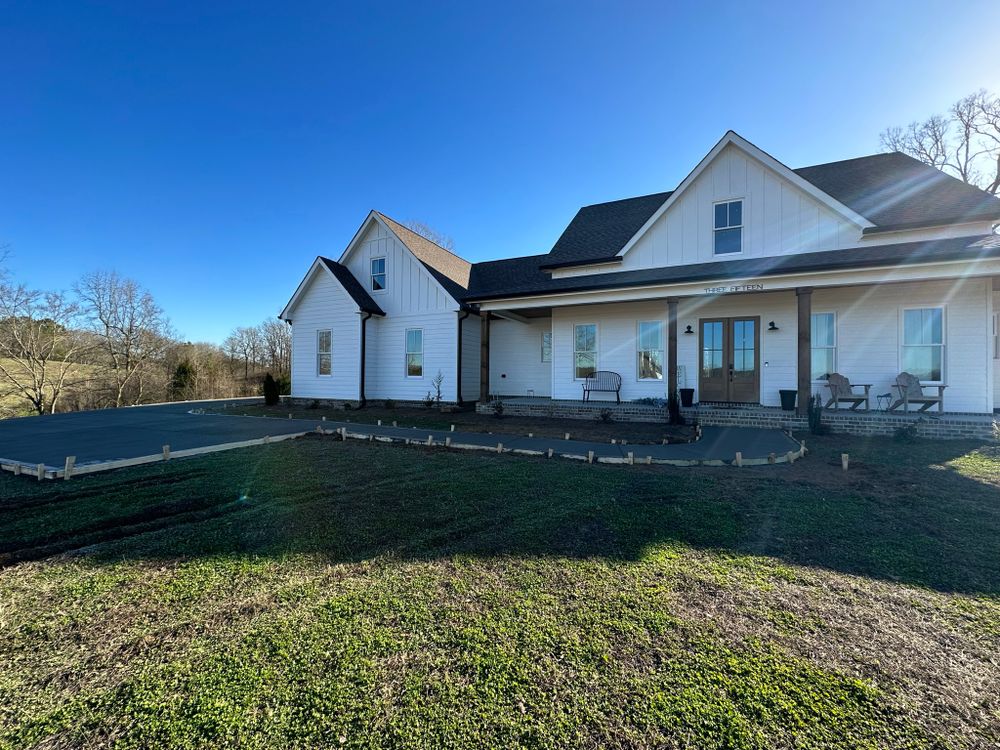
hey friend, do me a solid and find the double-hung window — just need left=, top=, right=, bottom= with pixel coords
left=541, top=332, right=552, bottom=363
left=637, top=321, right=664, bottom=380
left=371, top=257, right=386, bottom=291
left=317, top=330, right=332, bottom=376
left=713, top=199, right=743, bottom=255
left=405, top=328, right=423, bottom=377
left=574, top=324, right=597, bottom=379
left=810, top=312, right=836, bottom=381
left=902, top=307, right=944, bottom=382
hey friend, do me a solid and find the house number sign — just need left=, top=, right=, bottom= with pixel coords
left=703, top=283, right=765, bottom=294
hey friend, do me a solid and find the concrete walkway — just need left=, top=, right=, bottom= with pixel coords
left=0, top=400, right=803, bottom=472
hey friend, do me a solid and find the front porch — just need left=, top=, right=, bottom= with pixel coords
left=476, top=396, right=998, bottom=440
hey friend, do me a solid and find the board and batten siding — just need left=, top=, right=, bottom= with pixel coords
left=553, top=144, right=860, bottom=280
left=365, top=312, right=459, bottom=402
left=489, top=317, right=552, bottom=397
left=289, top=271, right=361, bottom=400
left=550, top=302, right=673, bottom=402
left=344, top=221, right=460, bottom=316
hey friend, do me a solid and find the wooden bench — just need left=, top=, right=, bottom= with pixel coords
left=824, top=373, right=872, bottom=411
left=582, top=371, right=622, bottom=403
left=889, top=372, right=946, bottom=413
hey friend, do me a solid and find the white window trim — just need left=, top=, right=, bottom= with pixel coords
left=541, top=331, right=552, bottom=363
left=810, top=311, right=837, bottom=383
left=712, top=197, right=744, bottom=256
left=316, top=329, right=332, bottom=377
left=899, top=305, right=946, bottom=385
left=370, top=257, right=387, bottom=294
left=405, top=327, right=424, bottom=379
left=636, top=320, right=665, bottom=382
left=573, top=323, right=598, bottom=381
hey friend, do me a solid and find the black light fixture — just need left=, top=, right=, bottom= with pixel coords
left=767, top=321, right=779, bottom=331
left=683, top=325, right=694, bottom=335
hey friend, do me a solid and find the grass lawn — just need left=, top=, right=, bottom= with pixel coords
left=214, top=402, right=695, bottom=444
left=1, top=433, right=998, bottom=748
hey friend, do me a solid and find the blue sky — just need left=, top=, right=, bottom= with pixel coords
left=2, top=1, right=998, bottom=343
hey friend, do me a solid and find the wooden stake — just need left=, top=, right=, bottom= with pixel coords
left=497, top=442, right=503, bottom=453
left=63, top=456, right=75, bottom=480
left=377, top=419, right=382, bottom=426
left=12, top=464, right=21, bottom=476
left=735, top=451, right=743, bottom=467
left=340, top=427, right=347, bottom=440
left=587, top=450, right=594, bottom=464
left=786, top=450, right=795, bottom=464
left=392, top=420, right=397, bottom=427
left=162, top=445, right=171, bottom=461
left=627, top=451, right=634, bottom=465
left=450, top=424, right=455, bottom=432
left=564, top=432, right=570, bottom=440
left=288, top=413, right=293, bottom=419
left=768, top=452, right=776, bottom=464
left=426, top=435, right=433, bottom=446
left=528, top=432, right=533, bottom=438
left=264, top=435, right=271, bottom=444
left=646, top=456, right=652, bottom=465
left=611, top=438, right=616, bottom=444
left=547, top=448, right=554, bottom=459
left=841, top=453, right=849, bottom=471
left=321, top=416, right=326, bottom=421
left=36, top=463, right=45, bottom=481
left=445, top=437, right=452, bottom=447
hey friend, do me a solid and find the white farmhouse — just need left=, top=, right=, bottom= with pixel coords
left=280, top=132, right=1000, bottom=433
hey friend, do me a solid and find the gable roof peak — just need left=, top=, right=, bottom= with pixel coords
left=374, top=211, right=472, bottom=290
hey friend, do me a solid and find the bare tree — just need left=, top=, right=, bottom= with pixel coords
left=260, top=318, right=291, bottom=375
left=75, top=271, right=174, bottom=407
left=403, top=219, right=456, bottom=251
left=882, top=89, right=1000, bottom=194
left=0, top=281, right=89, bottom=415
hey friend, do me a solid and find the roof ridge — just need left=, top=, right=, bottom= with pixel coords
left=579, top=190, right=674, bottom=210
left=794, top=151, right=910, bottom=172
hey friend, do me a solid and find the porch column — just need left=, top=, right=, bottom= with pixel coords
left=796, top=287, right=812, bottom=416
left=667, top=297, right=679, bottom=396
left=479, top=313, right=491, bottom=402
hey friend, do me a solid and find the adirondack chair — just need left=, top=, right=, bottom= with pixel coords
left=824, top=373, right=872, bottom=411
left=889, top=372, right=947, bottom=413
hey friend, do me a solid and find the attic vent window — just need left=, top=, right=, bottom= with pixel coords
left=371, top=257, right=386, bottom=291
left=713, top=199, right=743, bottom=255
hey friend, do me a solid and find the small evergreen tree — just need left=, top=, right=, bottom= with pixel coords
left=262, top=373, right=280, bottom=406
left=170, top=360, right=197, bottom=401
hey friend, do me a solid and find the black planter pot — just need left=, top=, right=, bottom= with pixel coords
left=679, top=388, right=695, bottom=407
left=779, top=389, right=797, bottom=411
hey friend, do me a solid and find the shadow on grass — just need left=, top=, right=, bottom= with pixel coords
left=2, top=433, right=999, bottom=595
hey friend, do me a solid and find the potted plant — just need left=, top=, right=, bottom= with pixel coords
left=679, top=387, right=695, bottom=407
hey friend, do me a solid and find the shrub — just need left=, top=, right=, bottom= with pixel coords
left=423, top=392, right=435, bottom=409
left=171, top=360, right=197, bottom=401
left=383, top=399, right=396, bottom=410
left=807, top=394, right=827, bottom=435
left=667, top=391, right=686, bottom=426
left=307, top=400, right=320, bottom=410
left=342, top=402, right=353, bottom=411
left=894, top=420, right=920, bottom=443
left=491, top=398, right=504, bottom=418
left=597, top=408, right=613, bottom=423
left=432, top=370, right=445, bottom=406
left=262, top=373, right=280, bottom=406
left=633, top=397, right=666, bottom=407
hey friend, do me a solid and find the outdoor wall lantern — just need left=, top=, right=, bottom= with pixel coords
left=767, top=321, right=779, bottom=331
left=683, top=325, right=694, bottom=334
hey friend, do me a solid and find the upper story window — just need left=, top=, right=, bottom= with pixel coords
left=371, top=257, right=386, bottom=291
left=541, top=332, right=552, bottom=363
left=713, top=199, right=743, bottom=255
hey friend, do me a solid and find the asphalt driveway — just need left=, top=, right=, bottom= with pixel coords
left=0, top=400, right=313, bottom=468
left=0, top=399, right=802, bottom=470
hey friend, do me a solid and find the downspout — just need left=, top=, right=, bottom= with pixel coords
left=359, top=312, right=373, bottom=408
left=456, top=308, right=472, bottom=406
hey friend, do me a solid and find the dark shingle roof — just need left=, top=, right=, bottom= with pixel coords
left=794, top=152, right=1000, bottom=233
left=319, top=258, right=385, bottom=315
left=539, top=191, right=673, bottom=268
left=467, top=254, right=552, bottom=299
left=464, top=235, right=1000, bottom=302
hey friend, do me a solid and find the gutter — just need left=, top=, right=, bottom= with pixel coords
left=359, top=312, right=373, bottom=408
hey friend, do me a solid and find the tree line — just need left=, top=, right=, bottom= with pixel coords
left=0, top=265, right=290, bottom=417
